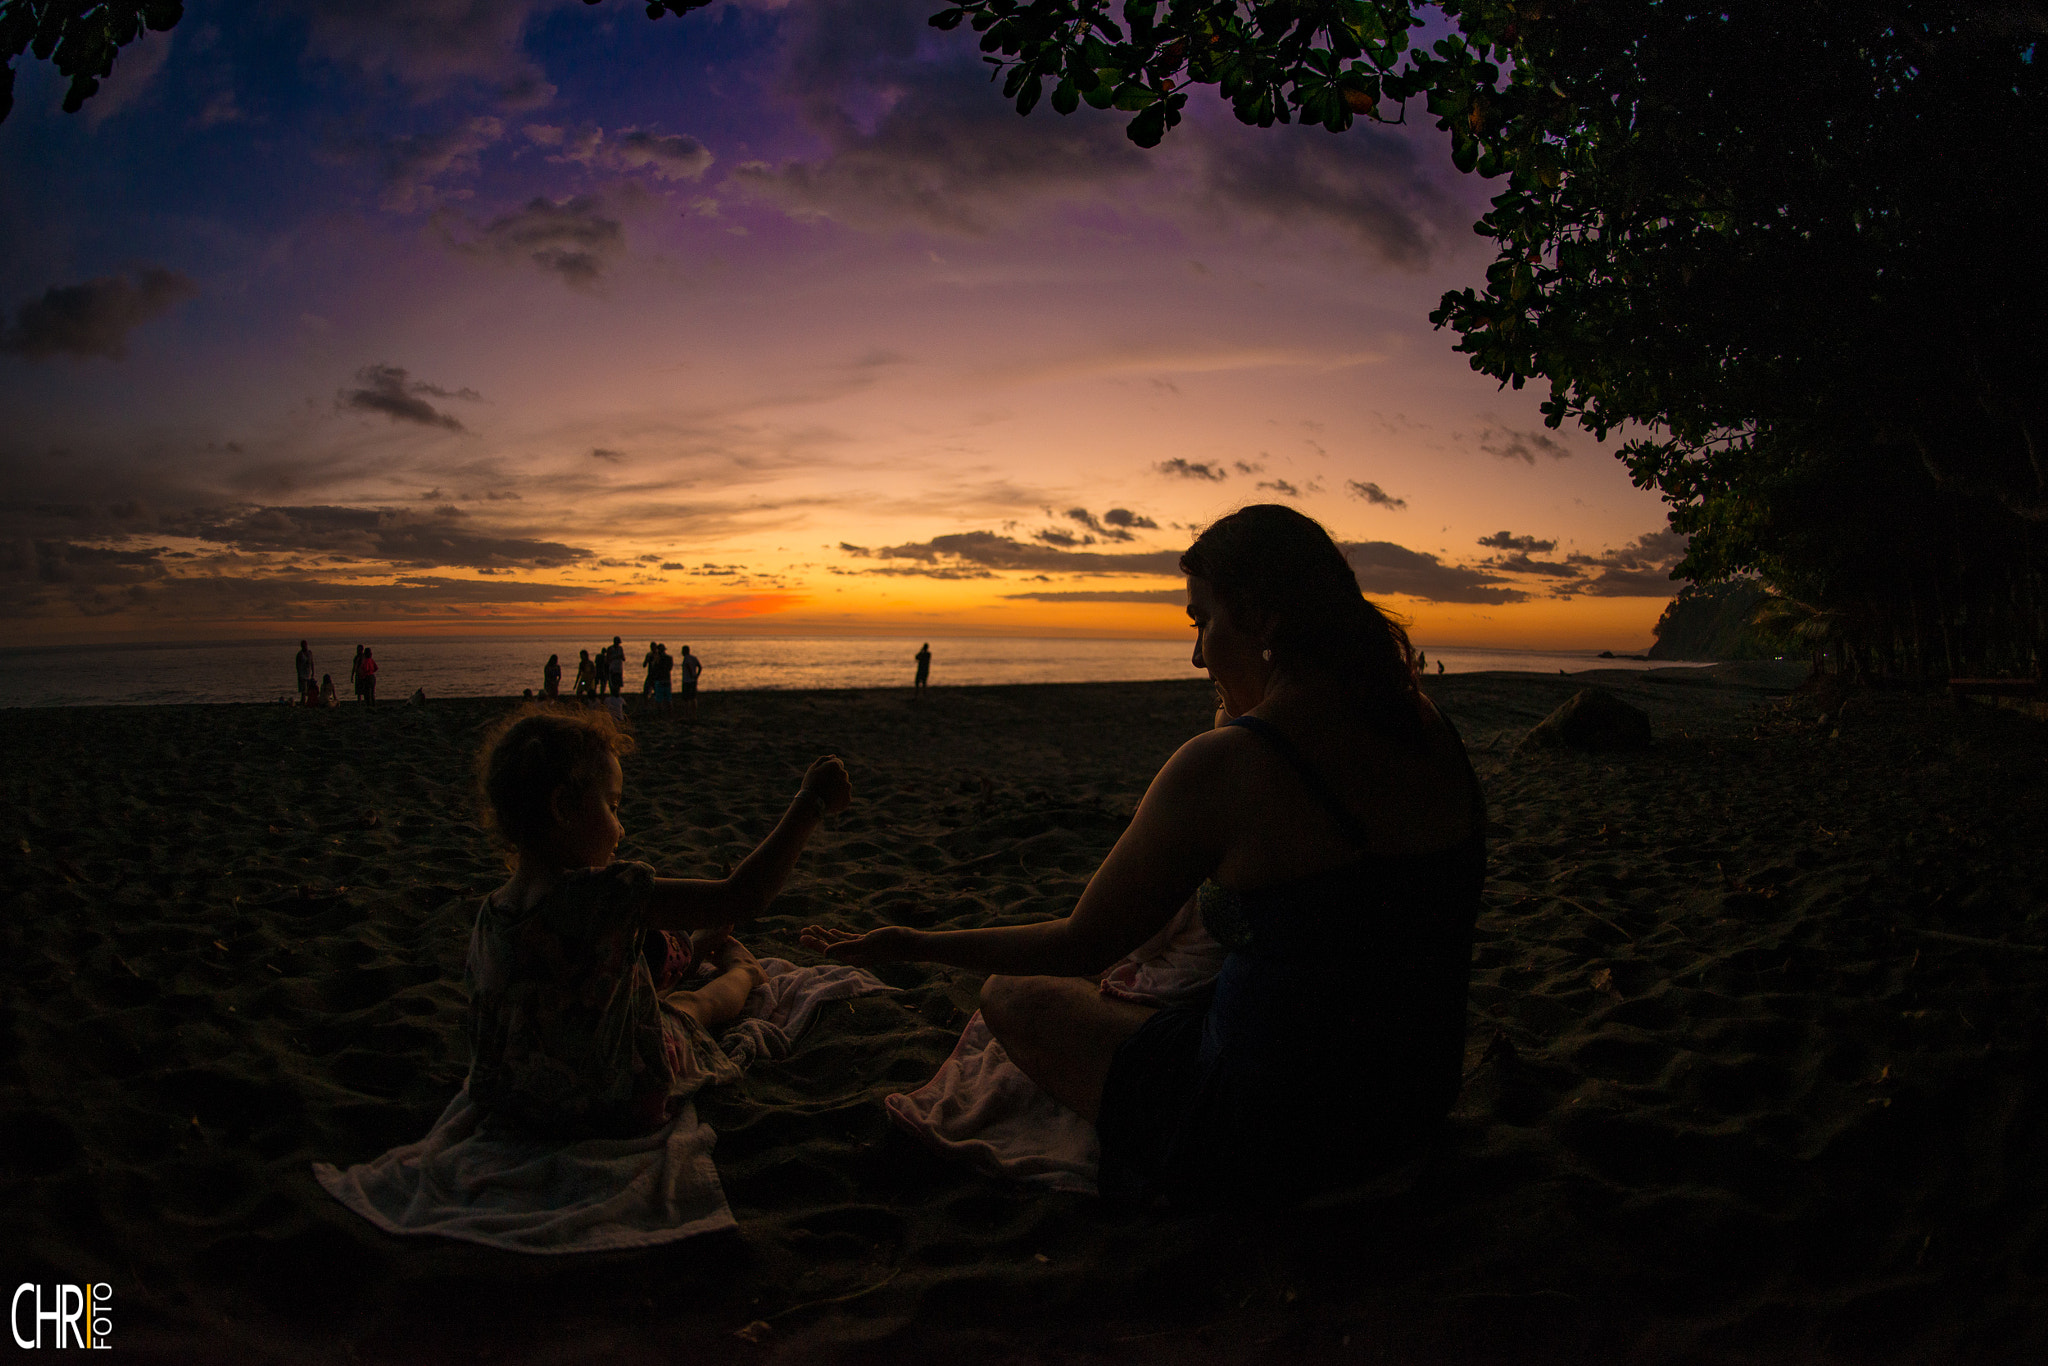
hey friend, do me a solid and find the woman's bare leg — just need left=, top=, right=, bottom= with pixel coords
left=979, top=974, right=1156, bottom=1122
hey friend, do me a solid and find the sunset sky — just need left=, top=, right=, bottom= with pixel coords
left=0, top=0, right=1684, bottom=650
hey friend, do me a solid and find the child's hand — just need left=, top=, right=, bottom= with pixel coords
left=801, top=755, right=853, bottom=814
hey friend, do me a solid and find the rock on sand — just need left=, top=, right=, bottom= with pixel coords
left=1521, top=686, right=1653, bottom=752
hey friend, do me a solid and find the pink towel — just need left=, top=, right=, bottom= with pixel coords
left=886, top=899, right=1225, bottom=1193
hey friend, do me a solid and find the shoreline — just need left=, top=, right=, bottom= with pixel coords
left=5, top=666, right=2043, bottom=1363
left=0, top=658, right=1764, bottom=714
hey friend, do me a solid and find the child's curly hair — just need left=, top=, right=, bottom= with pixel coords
left=477, top=703, right=637, bottom=853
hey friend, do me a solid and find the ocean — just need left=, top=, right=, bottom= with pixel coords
left=0, top=636, right=1709, bottom=709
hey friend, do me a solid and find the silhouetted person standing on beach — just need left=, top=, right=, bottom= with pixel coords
left=351, top=646, right=365, bottom=702
left=574, top=650, right=596, bottom=701
left=915, top=642, right=932, bottom=693
left=653, top=643, right=674, bottom=715
left=296, top=640, right=316, bottom=703
left=679, top=645, right=702, bottom=718
left=604, top=637, right=626, bottom=718
left=360, top=646, right=379, bottom=703
left=544, top=654, right=562, bottom=698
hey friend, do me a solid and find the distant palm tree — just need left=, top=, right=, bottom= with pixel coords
left=1751, top=595, right=1850, bottom=677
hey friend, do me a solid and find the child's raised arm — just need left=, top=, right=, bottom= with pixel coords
left=645, top=755, right=851, bottom=932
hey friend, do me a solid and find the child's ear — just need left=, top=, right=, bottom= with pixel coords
left=547, top=783, right=573, bottom=828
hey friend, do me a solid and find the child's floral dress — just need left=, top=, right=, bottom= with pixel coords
left=465, top=860, right=741, bottom=1137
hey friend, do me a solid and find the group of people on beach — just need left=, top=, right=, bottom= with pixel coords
left=464, top=505, right=1485, bottom=1206
left=294, top=641, right=377, bottom=707
left=539, top=637, right=705, bottom=719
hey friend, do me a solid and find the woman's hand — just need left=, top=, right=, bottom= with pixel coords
left=799, top=923, right=919, bottom=966
left=800, top=755, right=853, bottom=815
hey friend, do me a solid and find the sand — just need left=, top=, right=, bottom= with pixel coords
left=3, top=668, right=2046, bottom=1363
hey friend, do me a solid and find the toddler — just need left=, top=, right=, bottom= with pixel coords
left=466, top=703, right=851, bottom=1138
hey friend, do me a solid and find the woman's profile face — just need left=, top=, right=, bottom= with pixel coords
left=1187, top=576, right=1269, bottom=715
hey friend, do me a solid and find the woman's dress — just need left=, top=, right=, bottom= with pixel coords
left=1095, top=714, right=1485, bottom=1204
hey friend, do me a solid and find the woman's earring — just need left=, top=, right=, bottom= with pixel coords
left=1261, top=648, right=1273, bottom=662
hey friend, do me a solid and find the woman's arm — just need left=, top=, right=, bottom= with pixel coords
left=802, top=733, right=1231, bottom=975
left=645, top=756, right=851, bottom=932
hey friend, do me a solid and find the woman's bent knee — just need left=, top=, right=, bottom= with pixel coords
left=980, top=974, right=1062, bottom=1041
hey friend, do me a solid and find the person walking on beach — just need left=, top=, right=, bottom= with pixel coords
left=544, top=654, right=562, bottom=699
left=295, top=640, right=316, bottom=703
left=915, top=642, right=932, bottom=694
left=359, top=646, right=379, bottom=703
left=804, top=504, right=1484, bottom=1207
left=678, top=644, right=703, bottom=719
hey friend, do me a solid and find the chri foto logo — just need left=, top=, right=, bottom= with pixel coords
left=10, top=1282, right=111, bottom=1349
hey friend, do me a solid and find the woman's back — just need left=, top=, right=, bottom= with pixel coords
left=1203, top=692, right=1478, bottom=894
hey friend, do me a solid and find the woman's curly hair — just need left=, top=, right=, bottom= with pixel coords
left=1181, top=503, right=1425, bottom=742
left=476, top=703, right=637, bottom=853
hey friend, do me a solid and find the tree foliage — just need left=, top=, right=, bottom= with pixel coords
left=0, top=1, right=181, bottom=124
left=947, top=0, right=2048, bottom=677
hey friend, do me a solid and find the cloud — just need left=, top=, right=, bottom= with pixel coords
left=0, top=269, right=197, bottom=361
left=379, top=116, right=504, bottom=212
left=729, top=0, right=1453, bottom=262
left=1478, top=530, right=1557, bottom=553
left=81, top=26, right=172, bottom=125
left=591, top=447, right=625, bottom=462
left=302, top=0, right=560, bottom=108
left=1486, top=553, right=1583, bottom=577
left=1002, top=589, right=1186, bottom=602
left=732, top=0, right=1149, bottom=233
left=1564, top=528, right=1688, bottom=596
left=1345, top=480, right=1407, bottom=510
left=528, top=122, right=714, bottom=180
left=1341, top=541, right=1528, bottom=605
left=337, top=364, right=479, bottom=429
left=1064, top=507, right=1135, bottom=542
left=1157, top=458, right=1228, bottom=481
left=831, top=564, right=996, bottom=579
left=443, top=194, right=626, bottom=288
left=1103, top=508, right=1158, bottom=530
left=165, top=504, right=589, bottom=570
left=1192, top=115, right=1449, bottom=267
left=1479, top=424, right=1572, bottom=463
left=1256, top=479, right=1300, bottom=497
left=865, top=530, right=1182, bottom=575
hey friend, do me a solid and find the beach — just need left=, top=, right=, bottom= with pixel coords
left=4, top=668, right=2045, bottom=1363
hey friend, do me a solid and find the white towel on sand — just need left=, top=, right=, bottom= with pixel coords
left=886, top=900, right=1225, bottom=1194
left=313, top=957, right=891, bottom=1253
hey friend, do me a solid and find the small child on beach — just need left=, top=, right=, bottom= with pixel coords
left=466, top=704, right=851, bottom=1138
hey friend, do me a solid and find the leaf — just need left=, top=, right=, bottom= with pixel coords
left=1051, top=77, right=1079, bottom=115
left=1126, top=102, right=1168, bottom=147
